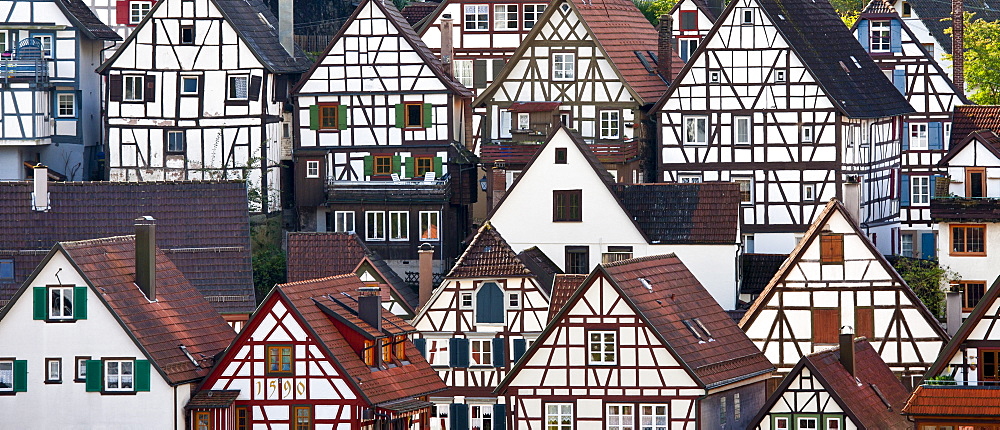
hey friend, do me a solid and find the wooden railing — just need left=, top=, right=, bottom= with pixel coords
left=589, top=140, right=639, bottom=164
left=481, top=139, right=640, bottom=164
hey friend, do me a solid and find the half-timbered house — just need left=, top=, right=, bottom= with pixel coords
left=98, top=0, right=310, bottom=213
left=890, top=0, right=1000, bottom=79
left=853, top=0, right=967, bottom=259
left=0, top=0, right=121, bottom=181
left=739, top=198, right=949, bottom=384
left=903, top=385, right=1000, bottom=430
left=193, top=274, right=446, bottom=429
left=749, top=337, right=911, bottom=430
left=0, top=229, right=235, bottom=429
left=292, top=0, right=477, bottom=267
left=489, top=126, right=743, bottom=309
left=498, top=254, right=774, bottom=429
left=656, top=0, right=915, bottom=255
left=409, top=222, right=549, bottom=429
left=667, top=0, right=721, bottom=62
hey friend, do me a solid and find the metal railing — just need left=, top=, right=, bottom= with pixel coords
left=0, top=59, right=49, bottom=86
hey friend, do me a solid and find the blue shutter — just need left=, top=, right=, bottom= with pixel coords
left=413, top=338, right=427, bottom=358
left=513, top=339, right=527, bottom=363
left=492, top=338, right=505, bottom=367
left=893, top=69, right=906, bottom=95
left=930, top=175, right=939, bottom=199
left=900, top=175, right=910, bottom=206
left=929, top=122, right=943, bottom=150
left=493, top=404, right=507, bottom=430
left=902, top=122, right=909, bottom=150
left=890, top=20, right=902, bottom=52
left=449, top=338, right=460, bottom=367
left=476, top=282, right=505, bottom=324
left=450, top=403, right=469, bottom=430
left=921, top=232, right=936, bottom=260
left=456, top=338, right=470, bottom=368
left=858, top=20, right=870, bottom=52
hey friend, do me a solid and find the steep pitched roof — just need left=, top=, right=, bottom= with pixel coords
left=276, top=275, right=446, bottom=404
left=739, top=253, right=788, bottom=296
left=0, top=181, right=254, bottom=314
left=286, top=232, right=371, bottom=282
left=668, top=0, right=721, bottom=22
left=905, top=0, right=1000, bottom=56
left=903, top=385, right=1000, bottom=417
left=861, top=0, right=897, bottom=15
left=924, top=276, right=1000, bottom=380
left=939, top=129, right=1000, bottom=166
left=517, top=247, right=562, bottom=295
left=950, top=105, right=1000, bottom=147
left=401, top=1, right=440, bottom=25
left=56, top=0, right=121, bottom=40
left=446, top=222, right=533, bottom=279
left=613, top=183, right=741, bottom=244
left=547, top=274, right=586, bottom=322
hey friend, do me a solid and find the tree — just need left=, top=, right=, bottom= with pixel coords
left=889, top=256, right=959, bottom=319
left=252, top=244, right=286, bottom=303
left=633, top=0, right=679, bottom=26
left=946, top=13, right=1000, bottom=104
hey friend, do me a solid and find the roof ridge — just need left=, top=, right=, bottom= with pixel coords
left=601, top=253, right=677, bottom=268
left=278, top=273, right=359, bottom=288
left=60, top=235, right=135, bottom=248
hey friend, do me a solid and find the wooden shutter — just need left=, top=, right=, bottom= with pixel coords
left=512, top=338, right=527, bottom=363
left=134, top=360, right=151, bottom=392
left=855, top=307, right=875, bottom=340
left=33, top=287, right=46, bottom=320
left=456, top=338, right=470, bottom=368
left=338, top=105, right=348, bottom=130
left=248, top=75, right=262, bottom=101
left=413, top=338, right=427, bottom=358
left=391, top=155, right=401, bottom=175
left=109, top=75, right=124, bottom=102
left=857, top=20, right=870, bottom=52
left=450, top=403, right=469, bottom=430
left=492, top=59, right=505, bottom=79
left=405, top=157, right=415, bottom=178
left=900, top=175, right=910, bottom=206
left=893, top=69, right=905, bottom=95
left=394, top=104, right=405, bottom=128
left=473, top=59, right=487, bottom=88
left=820, top=234, right=844, bottom=264
left=85, top=360, right=103, bottom=392
left=812, top=308, right=840, bottom=344
left=143, top=74, right=156, bottom=102
left=423, top=103, right=433, bottom=128
left=492, top=337, right=505, bottom=367
left=13, top=360, right=27, bottom=392
left=493, top=404, right=507, bottom=430
left=476, top=283, right=504, bottom=324
left=363, top=156, right=373, bottom=177
left=273, top=75, right=288, bottom=102
left=116, top=0, right=130, bottom=24
left=73, top=286, right=87, bottom=320
left=901, top=122, right=909, bottom=150
left=928, top=122, right=943, bottom=150
left=890, top=20, right=902, bottom=52
left=309, top=105, right=319, bottom=130
left=433, top=157, right=442, bottom=175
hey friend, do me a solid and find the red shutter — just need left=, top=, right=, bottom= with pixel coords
left=117, top=1, right=130, bottom=25
left=855, top=307, right=875, bottom=340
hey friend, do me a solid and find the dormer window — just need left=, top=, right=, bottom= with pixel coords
left=363, top=340, right=376, bottom=366
left=394, top=336, right=406, bottom=361
left=870, top=20, right=891, bottom=52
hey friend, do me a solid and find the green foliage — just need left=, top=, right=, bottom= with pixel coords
left=633, top=0, right=680, bottom=26
left=392, top=0, right=409, bottom=12
left=829, top=0, right=863, bottom=16
left=945, top=12, right=1000, bottom=104
left=889, top=256, right=959, bottom=319
left=252, top=245, right=286, bottom=304
left=927, top=374, right=957, bottom=385
left=841, top=10, right=859, bottom=28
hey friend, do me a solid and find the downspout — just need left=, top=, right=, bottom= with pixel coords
left=174, top=384, right=178, bottom=430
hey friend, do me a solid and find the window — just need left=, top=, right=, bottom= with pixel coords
left=820, top=234, right=844, bottom=264
left=470, top=405, right=494, bottom=430
left=195, top=412, right=211, bottom=430
left=735, top=116, right=751, bottom=145
left=389, top=211, right=409, bottom=241
left=680, top=11, right=698, bottom=30
left=553, top=190, right=582, bottom=222
left=812, top=308, right=840, bottom=344
left=0, top=32, right=6, bottom=53
left=957, top=281, right=987, bottom=310
left=639, top=405, right=667, bottom=430
left=743, top=234, right=755, bottom=253
left=180, top=25, right=195, bottom=44
left=266, top=345, right=293, bottom=376
left=600, top=111, right=620, bottom=139
left=684, top=116, right=708, bottom=145
left=420, top=211, right=440, bottom=241
left=546, top=404, right=573, bottom=430
left=508, top=292, right=520, bottom=308
left=910, top=123, right=929, bottom=149
left=428, top=338, right=450, bottom=366
left=979, top=349, right=1000, bottom=382
left=826, top=417, right=842, bottom=430
left=524, top=4, right=545, bottom=28
left=607, top=404, right=633, bottom=430
left=774, top=69, right=786, bottom=82
left=967, top=167, right=986, bottom=198
left=373, top=155, right=392, bottom=176
left=461, top=293, right=473, bottom=308
left=602, top=246, right=633, bottom=264
left=951, top=224, right=986, bottom=256
left=720, top=397, right=726, bottom=425
left=552, top=52, right=575, bottom=81
left=464, top=5, right=489, bottom=30
left=334, top=211, right=354, bottom=233
left=362, top=340, right=376, bottom=366
left=292, top=406, right=312, bottom=430
left=773, top=416, right=790, bottom=430
left=75, top=357, right=89, bottom=382
left=130, top=1, right=152, bottom=24
left=381, top=340, right=392, bottom=363
left=922, top=43, right=934, bottom=57
left=901, top=234, right=914, bottom=257
left=679, top=38, right=698, bottom=62
left=318, top=104, right=340, bottom=130
left=798, top=417, right=818, bottom=429
left=45, top=358, right=61, bottom=383
left=0, top=360, right=12, bottom=392
left=48, top=286, right=74, bottom=320
left=565, top=246, right=589, bottom=274
left=902, top=2, right=912, bottom=16
left=57, top=93, right=75, bottom=118
left=517, top=112, right=530, bottom=130
left=167, top=130, right=185, bottom=153
left=404, top=102, right=424, bottom=128
left=734, top=177, right=753, bottom=205
left=870, top=20, right=891, bottom=52
left=228, top=75, right=249, bottom=100
left=909, top=176, right=930, bottom=205
left=803, top=183, right=816, bottom=201
left=678, top=174, right=702, bottom=183
left=393, top=336, right=406, bottom=361
left=305, top=160, right=320, bottom=178
left=739, top=8, right=754, bottom=24
left=559, top=112, right=571, bottom=127
left=366, top=211, right=386, bottom=241
left=105, top=360, right=134, bottom=391
left=494, top=4, right=518, bottom=30
left=124, top=76, right=145, bottom=102
left=709, top=70, right=721, bottom=83
left=476, top=282, right=505, bottom=324
left=801, top=126, right=813, bottom=143
left=236, top=407, right=248, bottom=430
left=454, top=60, right=474, bottom=87
left=555, top=148, right=568, bottom=164
left=589, top=331, right=617, bottom=364
left=470, top=339, right=492, bottom=366
left=180, top=76, right=199, bottom=95
left=413, top=157, right=434, bottom=177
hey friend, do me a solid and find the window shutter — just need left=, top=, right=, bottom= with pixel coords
left=309, top=105, right=319, bottom=130
left=473, top=59, right=488, bottom=88
left=929, top=122, right=943, bottom=150
left=492, top=337, right=505, bottom=367
left=395, top=104, right=405, bottom=128
left=893, top=69, right=906, bottom=95
left=812, top=308, right=840, bottom=344
left=901, top=122, right=909, bottom=150
left=109, top=75, right=124, bottom=102
left=144, top=74, right=156, bottom=102
left=13, top=360, right=27, bottom=392
left=492, top=59, right=505, bottom=79
left=455, top=338, right=470, bottom=368
left=512, top=338, right=527, bottom=363
left=33, top=287, right=46, bottom=320
left=930, top=175, right=938, bottom=199
left=248, top=75, right=262, bottom=101
left=449, top=338, right=461, bottom=367
left=858, top=20, right=870, bottom=52
left=116, top=0, right=130, bottom=24
left=363, top=156, right=373, bottom=177
left=890, top=20, right=902, bottom=53
left=338, top=105, right=348, bottom=130
left=433, top=157, right=443, bottom=175
left=900, top=175, right=910, bottom=206
left=423, top=103, right=433, bottom=128
left=73, top=286, right=88, bottom=320
left=493, top=404, right=507, bottom=430
left=134, top=359, right=151, bottom=392
left=450, top=404, right=470, bottom=430
left=85, top=360, right=103, bottom=392
left=921, top=232, right=936, bottom=260
left=855, top=307, right=875, bottom=339
left=391, top=156, right=401, bottom=175
left=405, top=157, right=415, bottom=178
left=413, top=338, right=427, bottom=358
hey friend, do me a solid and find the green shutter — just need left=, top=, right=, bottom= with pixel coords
left=134, top=360, right=150, bottom=392
left=33, top=287, right=46, bottom=320
left=85, top=360, right=103, bottom=392
left=392, top=156, right=401, bottom=175
left=395, top=104, right=404, bottom=128
left=423, top=103, right=433, bottom=128
left=13, top=360, right=27, bottom=392
left=433, top=157, right=443, bottom=175
left=309, top=105, right=319, bottom=130
left=73, top=286, right=87, bottom=320
left=405, top=157, right=415, bottom=178
left=363, top=156, right=373, bottom=177
left=338, top=105, right=348, bottom=130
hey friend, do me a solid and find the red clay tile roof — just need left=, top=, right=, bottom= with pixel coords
left=287, top=233, right=370, bottom=282
left=601, top=254, right=773, bottom=388
left=277, top=275, right=446, bottom=404
left=187, top=390, right=241, bottom=408
left=802, top=339, right=910, bottom=428
left=517, top=247, right=562, bottom=295
left=903, top=385, right=1000, bottom=417
left=446, top=222, right=533, bottom=279
left=401, top=1, right=439, bottom=25
left=548, top=274, right=586, bottom=322
left=950, top=105, right=1000, bottom=147
left=61, top=236, right=236, bottom=385
left=613, top=183, right=741, bottom=244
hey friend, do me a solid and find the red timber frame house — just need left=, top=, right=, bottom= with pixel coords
left=189, top=274, right=446, bottom=429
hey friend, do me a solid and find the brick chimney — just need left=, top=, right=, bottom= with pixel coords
left=658, top=15, right=674, bottom=80
left=135, top=216, right=156, bottom=301
left=840, top=327, right=855, bottom=377
left=952, top=0, right=965, bottom=96
left=358, top=286, right=382, bottom=332
left=32, top=164, right=49, bottom=212
left=441, top=15, right=454, bottom=77
left=489, top=162, right=508, bottom=212
left=418, top=243, right=434, bottom=308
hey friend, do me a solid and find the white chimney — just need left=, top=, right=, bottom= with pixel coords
left=32, top=164, right=49, bottom=212
left=279, top=0, right=295, bottom=57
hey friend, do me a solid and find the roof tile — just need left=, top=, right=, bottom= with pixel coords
left=446, top=223, right=533, bottom=278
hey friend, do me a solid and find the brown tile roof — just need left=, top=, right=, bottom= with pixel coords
left=517, top=247, right=563, bottom=295
left=286, top=232, right=371, bottom=282
left=903, top=385, right=1000, bottom=417
left=187, top=390, right=241, bottom=408
left=547, top=274, right=586, bottom=322
left=801, top=339, right=910, bottom=428
left=613, top=183, right=742, bottom=244
left=950, top=105, right=1000, bottom=148
left=401, top=1, right=439, bottom=25
left=0, top=181, right=254, bottom=314
left=601, top=254, right=774, bottom=388
left=61, top=236, right=236, bottom=385
left=446, top=222, right=533, bottom=279
left=277, top=275, right=446, bottom=404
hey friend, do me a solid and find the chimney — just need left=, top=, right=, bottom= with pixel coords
left=657, top=15, right=673, bottom=80
left=489, top=163, right=508, bottom=212
left=358, top=286, right=382, bottom=332
left=952, top=0, right=964, bottom=96
left=441, top=15, right=454, bottom=77
left=840, top=327, right=856, bottom=377
left=135, top=216, right=156, bottom=301
left=418, top=243, right=434, bottom=308
left=842, top=181, right=861, bottom=224
left=279, top=0, right=295, bottom=58
left=947, top=289, right=962, bottom=336
left=32, top=164, right=49, bottom=211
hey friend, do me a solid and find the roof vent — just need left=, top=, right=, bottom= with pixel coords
left=777, top=13, right=785, bottom=20
left=639, top=277, right=653, bottom=292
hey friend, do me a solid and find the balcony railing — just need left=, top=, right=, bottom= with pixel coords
left=325, top=176, right=451, bottom=203
left=0, top=59, right=49, bottom=86
left=481, top=139, right=640, bottom=164
left=930, top=197, right=1000, bottom=223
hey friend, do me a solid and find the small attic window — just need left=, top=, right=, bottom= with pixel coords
left=560, top=3, right=570, bottom=12
left=851, top=55, right=862, bottom=69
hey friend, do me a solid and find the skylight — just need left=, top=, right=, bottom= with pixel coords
left=683, top=318, right=715, bottom=343
left=639, top=278, right=653, bottom=292
left=850, top=55, right=862, bottom=69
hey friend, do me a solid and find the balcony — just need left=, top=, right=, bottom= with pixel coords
left=325, top=176, right=451, bottom=204
left=0, top=59, right=49, bottom=86
left=930, top=197, right=1000, bottom=223
left=481, top=139, right=640, bottom=165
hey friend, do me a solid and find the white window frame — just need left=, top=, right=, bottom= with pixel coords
left=798, top=417, right=819, bottom=429
left=588, top=330, right=617, bottom=365
left=461, top=292, right=473, bottom=309
left=910, top=123, right=929, bottom=150
left=419, top=211, right=440, bottom=241
left=334, top=211, right=355, bottom=233
left=49, top=286, right=74, bottom=320
left=0, top=32, right=7, bottom=53
left=166, top=130, right=185, bottom=153
left=365, top=211, right=386, bottom=241
left=46, top=358, right=61, bottom=382
left=734, top=177, right=754, bottom=205
left=944, top=122, right=952, bottom=144
left=469, top=339, right=493, bottom=366
left=911, top=175, right=930, bottom=205
left=305, top=160, right=320, bottom=178
left=545, top=404, right=573, bottom=430
left=32, top=34, right=53, bottom=58
left=803, top=183, right=816, bottom=201
left=470, top=404, right=495, bottom=429
left=743, top=234, right=755, bottom=253
left=678, top=174, right=702, bottom=183
left=464, top=5, right=489, bottom=30
left=57, top=93, right=75, bottom=118
left=517, top=112, right=530, bottom=130
left=453, top=59, right=474, bottom=87
left=774, top=69, right=786, bottom=83
left=180, top=76, right=199, bottom=95
left=735, top=116, right=751, bottom=145
left=739, top=8, right=754, bottom=24
left=104, top=360, right=134, bottom=392
left=227, top=75, right=249, bottom=100
left=507, top=292, right=520, bottom=309
left=684, top=116, right=708, bottom=145
left=0, top=360, right=12, bottom=392
left=639, top=404, right=667, bottom=430
left=494, top=4, right=518, bottom=30
left=388, top=211, right=409, bottom=241
left=901, top=234, right=914, bottom=257
left=552, top=52, right=575, bottom=81
left=130, top=1, right=152, bottom=24
left=427, top=338, right=450, bottom=366
left=709, top=70, right=721, bottom=83
left=870, top=20, right=891, bottom=52
left=523, top=4, right=546, bottom=28
left=124, top=75, right=144, bottom=102
left=76, top=357, right=88, bottom=381
left=600, top=110, right=620, bottom=139
left=679, top=38, right=698, bottom=62
left=607, top=404, right=634, bottom=430
left=801, top=126, right=813, bottom=143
